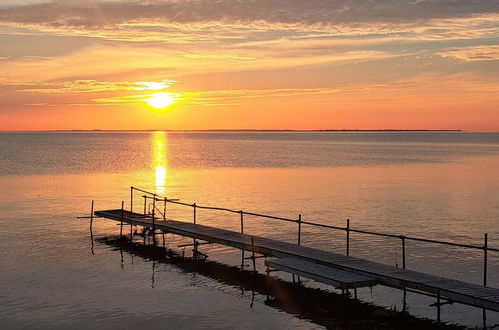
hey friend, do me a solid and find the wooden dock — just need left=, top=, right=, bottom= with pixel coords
left=95, top=209, right=499, bottom=312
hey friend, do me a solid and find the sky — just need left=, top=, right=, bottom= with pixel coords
left=0, top=0, right=498, bottom=131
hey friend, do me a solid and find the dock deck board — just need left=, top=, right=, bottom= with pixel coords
left=95, top=209, right=499, bottom=311
left=265, top=257, right=377, bottom=289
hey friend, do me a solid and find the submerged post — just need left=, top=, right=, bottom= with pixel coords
left=484, top=233, right=488, bottom=286
left=297, top=214, right=302, bottom=246
left=240, top=211, right=244, bottom=234
left=346, top=218, right=350, bottom=256
left=193, top=203, right=197, bottom=224
left=401, top=236, right=406, bottom=269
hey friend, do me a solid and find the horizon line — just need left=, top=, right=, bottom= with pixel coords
left=0, top=128, right=468, bottom=133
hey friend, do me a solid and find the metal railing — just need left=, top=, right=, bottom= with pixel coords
left=130, top=186, right=498, bottom=286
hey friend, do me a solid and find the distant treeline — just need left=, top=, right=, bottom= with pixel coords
left=63, top=129, right=463, bottom=132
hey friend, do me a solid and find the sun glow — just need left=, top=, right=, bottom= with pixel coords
left=147, top=92, right=176, bottom=109
left=135, top=80, right=173, bottom=91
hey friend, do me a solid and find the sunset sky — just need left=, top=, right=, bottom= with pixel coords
left=0, top=0, right=498, bottom=131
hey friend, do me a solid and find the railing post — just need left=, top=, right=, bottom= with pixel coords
left=346, top=218, right=350, bottom=256
left=297, top=214, right=302, bottom=246
left=436, top=290, right=441, bottom=323
left=130, top=186, right=133, bottom=213
left=90, top=200, right=94, bottom=229
left=240, top=211, right=244, bottom=234
left=240, top=210, right=244, bottom=270
left=143, top=195, right=147, bottom=215
left=120, top=200, right=124, bottom=237
left=251, top=236, right=256, bottom=272
left=193, top=203, right=197, bottom=224
left=163, top=198, right=166, bottom=220
left=152, top=194, right=156, bottom=228
left=401, top=235, right=406, bottom=269
left=484, top=233, right=488, bottom=286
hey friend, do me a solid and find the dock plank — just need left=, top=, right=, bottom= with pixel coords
left=265, top=258, right=377, bottom=289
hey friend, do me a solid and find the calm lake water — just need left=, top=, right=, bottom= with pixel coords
left=1, top=131, right=499, bottom=329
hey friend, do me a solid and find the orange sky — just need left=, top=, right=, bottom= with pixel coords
left=0, top=1, right=498, bottom=131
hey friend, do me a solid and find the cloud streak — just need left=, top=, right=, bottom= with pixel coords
left=1, top=0, right=498, bottom=28
left=437, top=45, right=499, bottom=61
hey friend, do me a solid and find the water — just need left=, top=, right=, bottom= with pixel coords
left=1, top=131, right=499, bottom=329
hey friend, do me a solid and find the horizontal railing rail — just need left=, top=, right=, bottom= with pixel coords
left=130, top=186, right=497, bottom=286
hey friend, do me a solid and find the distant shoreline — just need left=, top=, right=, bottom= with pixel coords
left=0, top=129, right=464, bottom=133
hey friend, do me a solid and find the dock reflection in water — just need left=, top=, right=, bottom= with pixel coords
left=98, top=233, right=463, bottom=330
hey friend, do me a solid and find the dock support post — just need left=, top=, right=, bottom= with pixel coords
left=297, top=214, right=302, bottom=246
left=130, top=186, right=133, bottom=213
left=403, top=288, right=407, bottom=312
left=193, top=239, right=198, bottom=257
left=401, top=236, right=406, bottom=269
left=120, top=200, right=124, bottom=238
left=251, top=236, right=256, bottom=272
left=436, top=290, right=441, bottom=323
left=484, top=233, right=488, bottom=286
left=346, top=218, right=350, bottom=256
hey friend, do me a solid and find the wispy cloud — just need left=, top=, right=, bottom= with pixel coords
left=1, top=1, right=498, bottom=27
left=17, top=79, right=175, bottom=94
left=437, top=45, right=499, bottom=61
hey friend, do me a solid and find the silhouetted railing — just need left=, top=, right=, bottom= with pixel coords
left=130, top=186, right=498, bottom=286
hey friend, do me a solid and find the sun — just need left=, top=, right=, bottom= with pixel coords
left=147, top=92, right=176, bottom=109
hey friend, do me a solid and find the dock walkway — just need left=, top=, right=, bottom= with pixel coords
left=95, top=209, right=499, bottom=312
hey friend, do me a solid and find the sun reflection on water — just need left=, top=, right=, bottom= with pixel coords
left=152, top=132, right=167, bottom=195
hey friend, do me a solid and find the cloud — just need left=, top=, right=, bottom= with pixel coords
left=16, top=79, right=175, bottom=94
left=0, top=40, right=396, bottom=85
left=90, top=72, right=499, bottom=108
left=437, top=45, right=499, bottom=61
left=89, top=85, right=379, bottom=107
left=0, top=0, right=498, bottom=28
left=0, top=1, right=496, bottom=54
